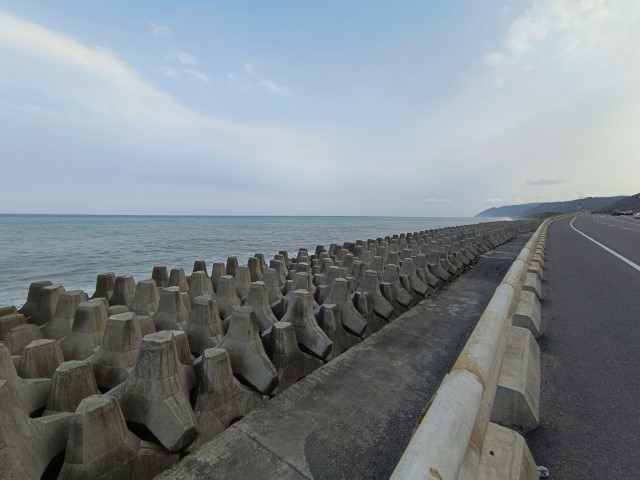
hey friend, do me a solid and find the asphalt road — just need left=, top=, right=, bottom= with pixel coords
left=160, top=235, right=531, bottom=480
left=526, top=215, right=640, bottom=479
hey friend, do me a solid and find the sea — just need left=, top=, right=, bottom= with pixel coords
left=0, top=214, right=502, bottom=308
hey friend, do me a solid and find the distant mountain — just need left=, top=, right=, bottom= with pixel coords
left=475, top=203, right=541, bottom=218
left=598, top=193, right=640, bottom=213
left=523, top=196, right=626, bottom=216
left=475, top=196, right=627, bottom=218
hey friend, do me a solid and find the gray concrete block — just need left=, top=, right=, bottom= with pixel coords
left=107, top=331, right=197, bottom=452
left=185, top=294, right=224, bottom=354
left=475, top=422, right=538, bottom=480
left=91, top=273, right=115, bottom=301
left=18, top=280, right=53, bottom=318
left=523, top=272, right=542, bottom=300
left=218, top=307, right=278, bottom=395
left=234, top=265, right=252, bottom=300
left=356, top=270, right=394, bottom=321
left=6, top=322, right=43, bottom=355
left=91, top=312, right=142, bottom=390
left=527, top=260, right=544, bottom=281
left=152, top=265, right=170, bottom=288
left=109, top=275, right=136, bottom=307
left=244, top=281, right=278, bottom=334
left=169, top=267, right=189, bottom=293
left=381, top=264, right=413, bottom=308
left=226, top=255, right=239, bottom=278
left=0, top=312, right=25, bottom=341
left=324, top=278, right=368, bottom=337
left=211, top=262, right=226, bottom=292
left=130, top=279, right=160, bottom=316
left=491, top=326, right=540, bottom=434
left=0, top=342, right=50, bottom=415
left=42, top=290, right=89, bottom=340
left=216, top=275, right=243, bottom=319
left=44, top=360, right=100, bottom=415
left=0, top=380, right=72, bottom=479
left=514, top=290, right=541, bottom=339
left=22, top=338, right=65, bottom=378
left=281, top=290, right=332, bottom=360
left=191, top=348, right=265, bottom=449
left=188, top=271, right=214, bottom=304
left=153, top=287, right=190, bottom=331
left=60, top=299, right=108, bottom=361
left=353, top=291, right=387, bottom=335
left=31, top=284, right=66, bottom=326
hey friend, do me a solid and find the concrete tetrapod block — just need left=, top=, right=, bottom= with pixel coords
left=314, top=304, right=360, bottom=361
left=107, top=331, right=197, bottom=452
left=184, top=294, right=224, bottom=354
left=282, top=272, right=319, bottom=316
left=523, top=272, right=542, bottom=300
left=247, top=256, right=263, bottom=282
left=324, top=278, right=368, bottom=337
left=217, top=307, right=279, bottom=395
left=22, top=338, right=65, bottom=379
left=18, top=280, right=52, bottom=318
left=234, top=265, right=252, bottom=300
left=244, top=281, right=278, bottom=334
left=476, top=422, right=538, bottom=480
left=152, top=265, right=170, bottom=288
left=188, top=271, right=214, bottom=304
left=6, top=322, right=43, bottom=355
left=514, top=290, right=541, bottom=339
left=190, top=348, right=265, bottom=450
left=356, top=270, right=394, bottom=320
left=31, top=284, right=65, bottom=326
left=211, top=262, right=226, bottom=292
left=353, top=291, right=387, bottom=336
left=427, top=250, right=451, bottom=283
left=42, top=290, right=89, bottom=340
left=264, top=322, right=324, bottom=394
left=91, top=273, right=115, bottom=301
left=59, top=394, right=179, bottom=480
left=226, top=256, right=239, bottom=278
left=44, top=360, right=100, bottom=415
left=0, top=342, right=50, bottom=415
left=0, top=380, right=72, bottom=479
left=280, top=289, right=332, bottom=360
left=262, top=268, right=286, bottom=319
left=60, top=299, right=108, bottom=361
left=91, top=312, right=142, bottom=390
left=109, top=275, right=136, bottom=307
left=415, top=253, right=442, bottom=290
left=0, top=312, right=26, bottom=340
left=153, top=286, right=190, bottom=331
left=216, top=275, right=243, bottom=319
left=130, top=279, right=160, bottom=316
left=491, top=326, right=540, bottom=434
left=169, top=268, right=189, bottom=293
left=381, top=264, right=413, bottom=308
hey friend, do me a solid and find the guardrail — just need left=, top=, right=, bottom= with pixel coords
left=392, top=218, right=552, bottom=480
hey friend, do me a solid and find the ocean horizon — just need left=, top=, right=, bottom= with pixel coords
left=0, top=214, right=506, bottom=308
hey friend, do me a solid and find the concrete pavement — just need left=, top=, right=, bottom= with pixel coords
left=526, top=215, right=640, bottom=479
left=159, top=235, right=531, bottom=480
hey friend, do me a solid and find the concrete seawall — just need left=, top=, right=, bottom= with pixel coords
left=0, top=220, right=537, bottom=479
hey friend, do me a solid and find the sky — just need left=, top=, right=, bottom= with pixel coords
left=0, top=0, right=639, bottom=216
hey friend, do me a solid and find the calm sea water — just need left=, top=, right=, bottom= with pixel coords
left=0, top=215, right=501, bottom=308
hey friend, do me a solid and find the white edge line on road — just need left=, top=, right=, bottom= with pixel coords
left=570, top=216, right=640, bottom=273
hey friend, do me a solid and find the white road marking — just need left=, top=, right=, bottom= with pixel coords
left=570, top=217, right=640, bottom=273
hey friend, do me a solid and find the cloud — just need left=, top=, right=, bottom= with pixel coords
left=0, top=11, right=333, bottom=200
left=147, top=20, right=171, bottom=36
left=424, top=198, right=452, bottom=204
left=258, top=78, right=290, bottom=95
left=158, top=65, right=179, bottom=78
left=525, top=178, right=567, bottom=186
left=484, top=198, right=525, bottom=206
left=184, top=69, right=210, bottom=84
left=244, top=61, right=256, bottom=76
left=485, top=52, right=505, bottom=67
left=166, top=50, right=198, bottom=66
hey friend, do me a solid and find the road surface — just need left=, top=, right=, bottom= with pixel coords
left=527, top=214, right=640, bottom=479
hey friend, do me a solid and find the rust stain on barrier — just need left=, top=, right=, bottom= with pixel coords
left=453, top=358, right=486, bottom=387
left=429, top=467, right=443, bottom=480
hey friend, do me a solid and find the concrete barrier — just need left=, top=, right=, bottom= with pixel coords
left=392, top=218, right=549, bottom=480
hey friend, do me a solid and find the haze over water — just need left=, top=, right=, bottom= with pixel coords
left=0, top=214, right=500, bottom=307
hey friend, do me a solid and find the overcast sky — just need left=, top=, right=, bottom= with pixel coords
left=1, top=1, right=639, bottom=216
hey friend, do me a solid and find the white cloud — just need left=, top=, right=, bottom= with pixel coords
left=0, top=11, right=333, bottom=186
left=485, top=51, right=505, bottom=67
left=526, top=178, right=567, bottom=187
left=147, top=20, right=171, bottom=36
left=424, top=198, right=452, bottom=204
left=244, top=61, right=256, bottom=76
left=184, top=69, right=210, bottom=84
left=484, top=198, right=525, bottom=206
left=258, top=78, right=290, bottom=95
left=158, top=65, right=179, bottom=78
left=166, top=50, right=198, bottom=65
